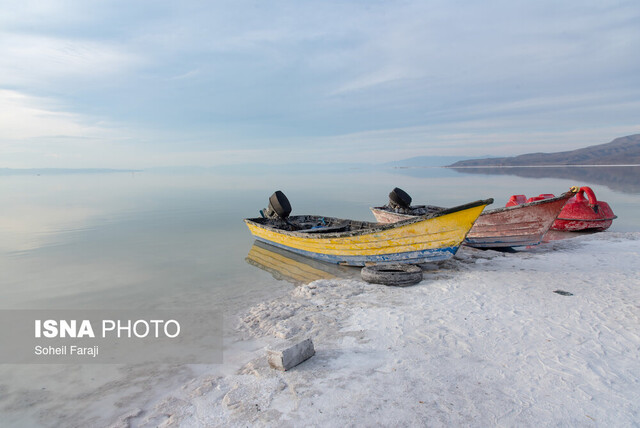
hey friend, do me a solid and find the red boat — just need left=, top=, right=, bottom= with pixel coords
left=371, top=187, right=577, bottom=248
left=507, top=186, right=616, bottom=232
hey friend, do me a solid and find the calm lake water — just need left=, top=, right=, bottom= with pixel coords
left=1, top=165, right=639, bottom=426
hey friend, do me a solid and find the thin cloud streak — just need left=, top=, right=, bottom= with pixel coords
left=0, top=34, right=144, bottom=88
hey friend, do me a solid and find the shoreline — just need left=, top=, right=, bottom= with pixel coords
left=120, top=232, right=640, bottom=426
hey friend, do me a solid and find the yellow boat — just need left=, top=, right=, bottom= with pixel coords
left=244, top=196, right=493, bottom=266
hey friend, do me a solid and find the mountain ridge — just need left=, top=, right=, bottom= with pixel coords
left=448, top=134, right=640, bottom=167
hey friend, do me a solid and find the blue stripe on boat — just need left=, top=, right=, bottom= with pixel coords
left=254, top=238, right=460, bottom=266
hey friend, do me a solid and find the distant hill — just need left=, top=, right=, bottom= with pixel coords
left=448, top=134, right=640, bottom=167
left=383, top=155, right=488, bottom=167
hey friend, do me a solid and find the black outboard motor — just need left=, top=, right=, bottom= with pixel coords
left=388, top=187, right=412, bottom=210
left=261, top=190, right=292, bottom=219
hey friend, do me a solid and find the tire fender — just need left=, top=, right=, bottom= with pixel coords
left=361, top=264, right=423, bottom=286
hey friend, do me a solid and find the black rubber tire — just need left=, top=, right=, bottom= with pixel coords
left=389, top=187, right=412, bottom=208
left=361, top=264, right=423, bottom=286
left=268, top=191, right=292, bottom=218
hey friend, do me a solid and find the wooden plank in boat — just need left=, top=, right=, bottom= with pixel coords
left=297, top=223, right=350, bottom=233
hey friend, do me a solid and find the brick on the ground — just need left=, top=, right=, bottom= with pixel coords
left=267, top=338, right=315, bottom=371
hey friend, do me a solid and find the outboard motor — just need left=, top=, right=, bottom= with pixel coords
left=261, top=190, right=292, bottom=220
left=388, top=187, right=412, bottom=210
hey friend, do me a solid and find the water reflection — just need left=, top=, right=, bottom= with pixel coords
left=449, top=166, right=640, bottom=194
left=245, top=240, right=359, bottom=285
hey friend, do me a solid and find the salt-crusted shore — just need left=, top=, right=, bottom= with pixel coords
left=124, top=233, right=639, bottom=426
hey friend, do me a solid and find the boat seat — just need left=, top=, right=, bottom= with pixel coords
left=297, top=222, right=350, bottom=233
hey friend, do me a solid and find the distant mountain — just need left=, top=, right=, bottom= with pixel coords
left=384, top=155, right=488, bottom=168
left=448, top=134, right=640, bottom=167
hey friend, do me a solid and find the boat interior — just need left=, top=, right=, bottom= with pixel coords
left=375, top=204, right=444, bottom=215
left=247, top=215, right=377, bottom=234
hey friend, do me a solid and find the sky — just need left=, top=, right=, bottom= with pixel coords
left=1, top=0, right=639, bottom=168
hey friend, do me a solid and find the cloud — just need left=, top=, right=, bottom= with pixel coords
left=0, top=33, right=144, bottom=88
left=0, top=90, right=110, bottom=140
left=296, top=121, right=640, bottom=162
left=0, top=89, right=139, bottom=168
left=0, top=1, right=639, bottom=167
